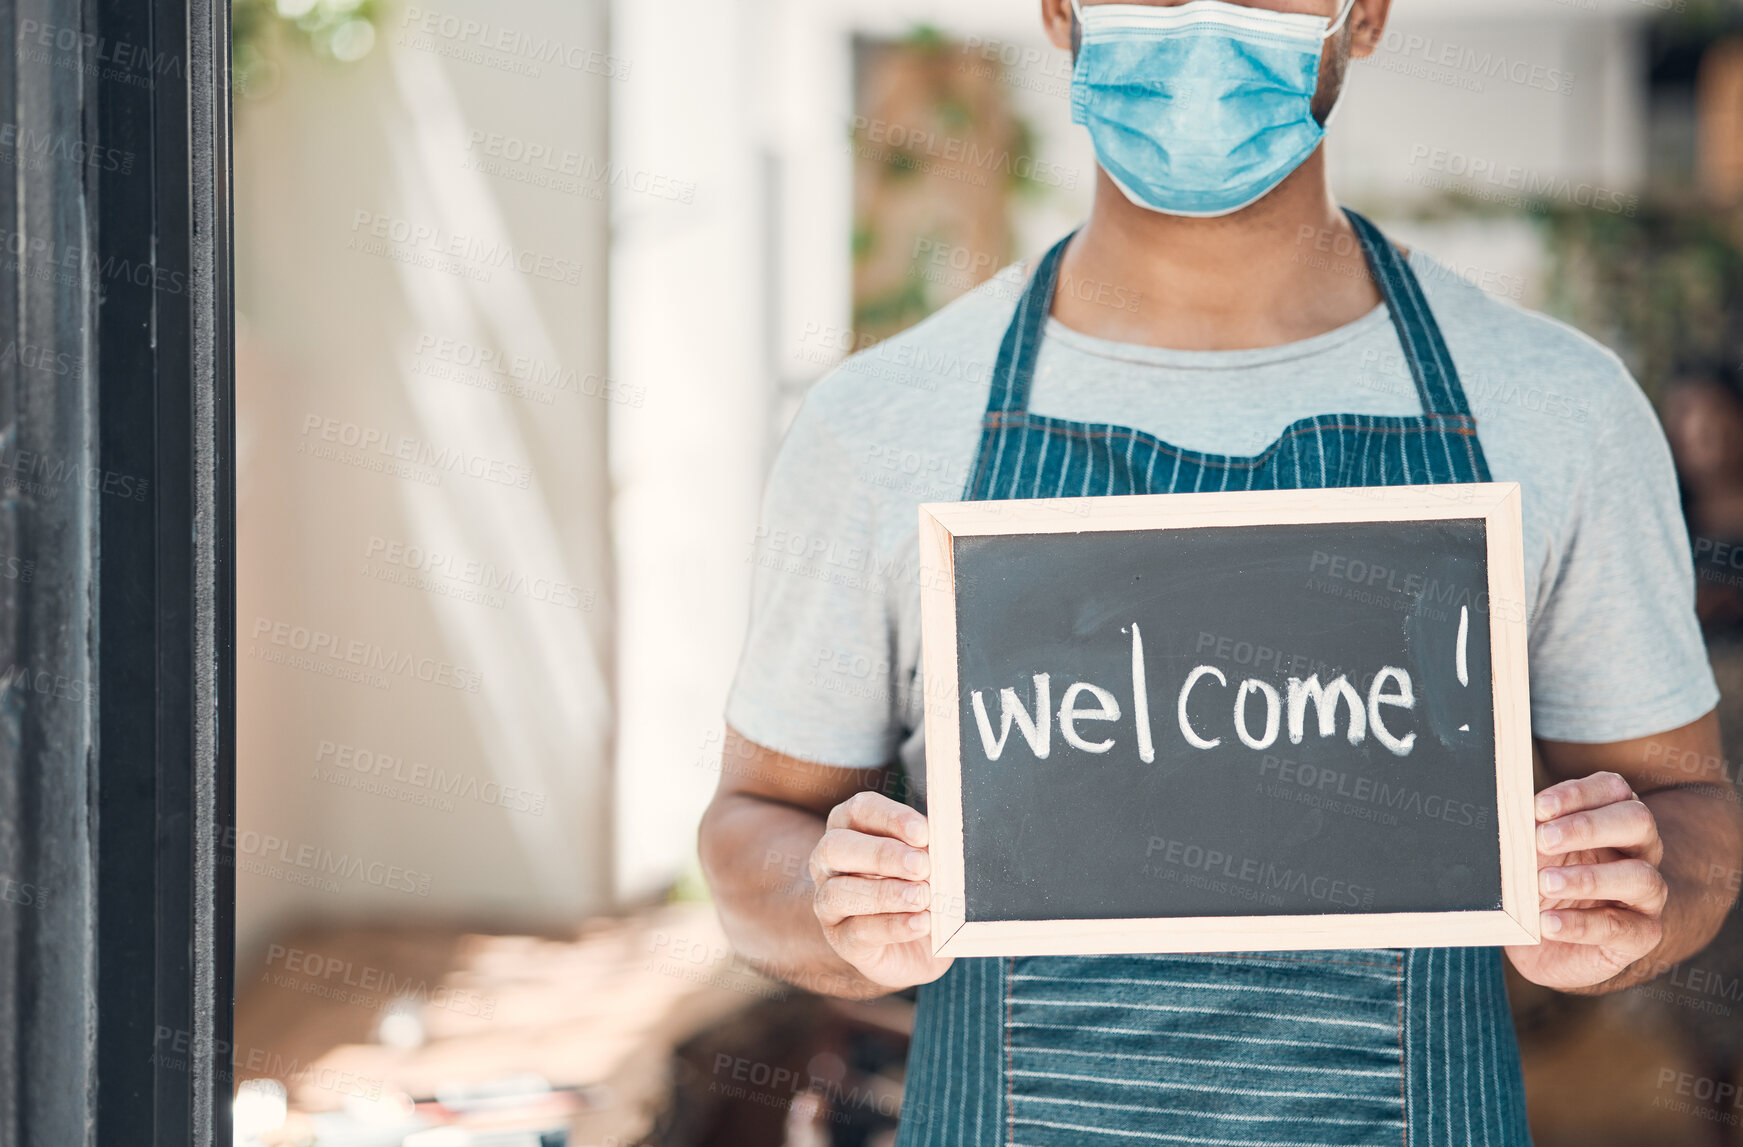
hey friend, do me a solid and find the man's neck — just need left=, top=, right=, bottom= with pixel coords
left=1052, top=150, right=1385, bottom=352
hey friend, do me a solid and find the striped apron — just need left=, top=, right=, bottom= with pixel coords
left=897, top=210, right=1532, bottom=1146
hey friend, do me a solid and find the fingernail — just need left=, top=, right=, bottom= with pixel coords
left=909, top=911, right=930, bottom=933
left=905, top=850, right=928, bottom=877
left=1540, top=869, right=1566, bottom=894
left=1537, top=822, right=1562, bottom=850
left=905, top=883, right=930, bottom=908
left=1535, top=793, right=1556, bottom=819
left=1541, top=912, right=1562, bottom=935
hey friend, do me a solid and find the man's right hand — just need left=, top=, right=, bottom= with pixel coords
left=809, top=791, right=956, bottom=991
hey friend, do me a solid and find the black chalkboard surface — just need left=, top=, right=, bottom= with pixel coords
left=917, top=485, right=1537, bottom=957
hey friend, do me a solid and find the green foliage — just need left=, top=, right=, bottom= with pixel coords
left=1005, top=116, right=1048, bottom=199
left=232, top=0, right=386, bottom=97
left=851, top=223, right=877, bottom=262
left=852, top=274, right=932, bottom=336
left=1664, top=0, right=1743, bottom=38
left=667, top=860, right=713, bottom=905
left=1536, top=201, right=1743, bottom=404
left=901, top=24, right=952, bottom=56
left=1394, top=187, right=1743, bottom=405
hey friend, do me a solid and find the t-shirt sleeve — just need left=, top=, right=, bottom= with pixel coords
left=1526, top=364, right=1719, bottom=743
left=724, top=391, right=901, bottom=767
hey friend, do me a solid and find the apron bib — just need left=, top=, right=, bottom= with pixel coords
left=896, top=211, right=1531, bottom=1147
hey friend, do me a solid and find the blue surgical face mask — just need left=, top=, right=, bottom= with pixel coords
left=1069, top=0, right=1356, bottom=217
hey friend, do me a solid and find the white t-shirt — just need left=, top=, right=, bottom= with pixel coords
left=726, top=246, right=1718, bottom=801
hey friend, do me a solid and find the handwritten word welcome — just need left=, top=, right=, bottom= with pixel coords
left=969, top=623, right=1419, bottom=762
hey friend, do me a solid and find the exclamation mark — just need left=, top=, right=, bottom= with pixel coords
left=1456, top=605, right=1470, bottom=733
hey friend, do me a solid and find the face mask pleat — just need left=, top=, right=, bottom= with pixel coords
left=1071, top=0, right=1336, bottom=217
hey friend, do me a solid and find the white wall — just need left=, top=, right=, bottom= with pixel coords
left=1334, top=6, right=1649, bottom=203
left=607, top=0, right=776, bottom=901
left=235, top=0, right=615, bottom=959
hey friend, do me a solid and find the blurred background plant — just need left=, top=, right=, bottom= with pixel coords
left=849, top=25, right=1056, bottom=344
left=1538, top=202, right=1743, bottom=408
left=232, top=0, right=387, bottom=99
left=1535, top=0, right=1743, bottom=408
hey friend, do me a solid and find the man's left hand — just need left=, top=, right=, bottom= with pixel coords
left=1505, top=770, right=1668, bottom=991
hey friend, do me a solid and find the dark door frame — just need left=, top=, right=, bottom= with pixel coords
left=93, top=0, right=235, bottom=1140
left=92, top=0, right=234, bottom=1141
left=0, top=0, right=234, bottom=1141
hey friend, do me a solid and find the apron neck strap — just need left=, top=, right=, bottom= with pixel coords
left=1342, top=207, right=1473, bottom=419
left=981, top=211, right=1477, bottom=422
left=984, top=232, right=1073, bottom=417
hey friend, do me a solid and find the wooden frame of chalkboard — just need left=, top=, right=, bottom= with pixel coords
left=917, top=483, right=1536, bottom=957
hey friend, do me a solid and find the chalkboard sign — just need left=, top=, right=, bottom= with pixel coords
left=917, top=485, right=1537, bottom=957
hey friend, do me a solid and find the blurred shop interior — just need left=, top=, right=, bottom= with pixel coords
left=231, top=0, right=1743, bottom=1144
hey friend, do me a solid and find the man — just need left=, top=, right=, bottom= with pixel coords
left=702, top=0, right=1743, bottom=1142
